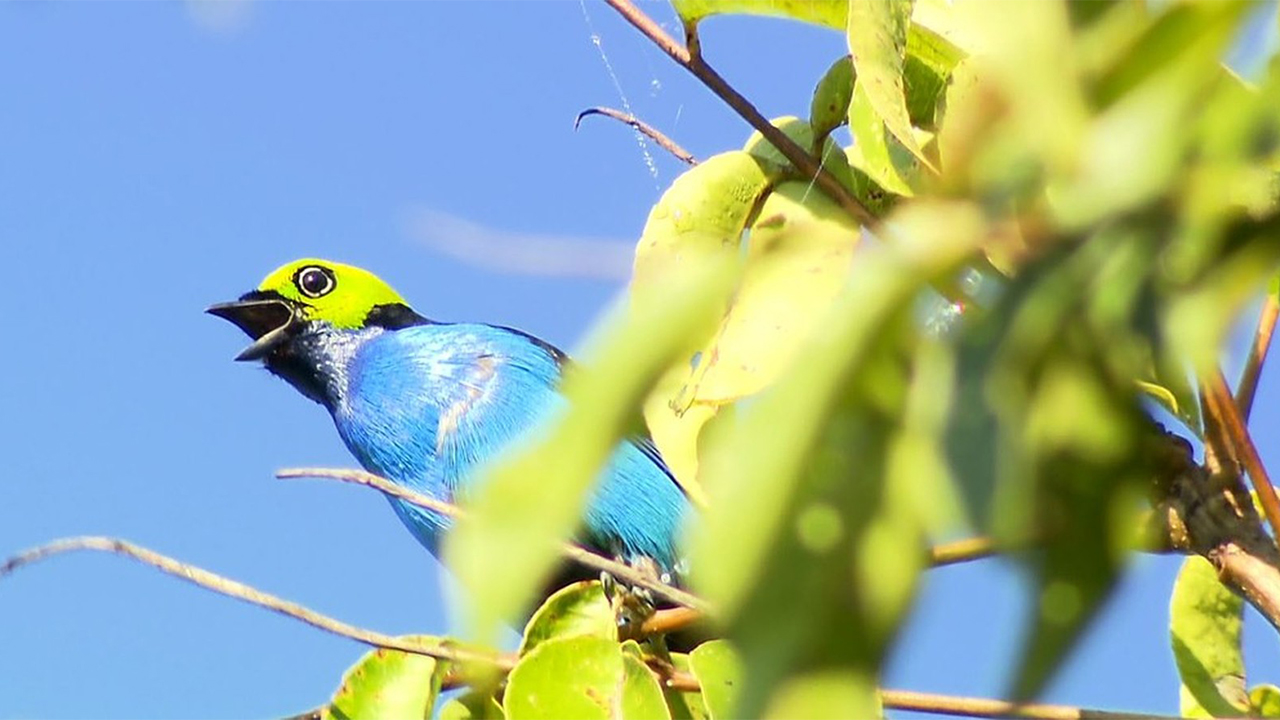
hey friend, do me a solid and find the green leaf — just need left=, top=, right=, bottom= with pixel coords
left=446, top=254, right=735, bottom=643
left=621, top=647, right=673, bottom=720
left=846, top=0, right=934, bottom=171
left=688, top=641, right=742, bottom=720
left=519, top=581, right=615, bottom=656
left=638, top=132, right=858, bottom=500
left=1251, top=684, right=1280, bottom=718
left=666, top=653, right=710, bottom=720
left=676, top=180, right=859, bottom=408
left=671, top=0, right=846, bottom=30
left=505, top=636, right=668, bottom=720
left=321, top=636, right=447, bottom=720
left=810, top=56, right=855, bottom=143
left=1171, top=556, right=1249, bottom=718
left=634, top=150, right=776, bottom=498
left=848, top=82, right=921, bottom=196
left=437, top=691, right=504, bottom=720
left=902, top=23, right=964, bottom=130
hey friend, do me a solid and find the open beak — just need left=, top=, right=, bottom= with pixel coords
left=206, top=291, right=301, bottom=361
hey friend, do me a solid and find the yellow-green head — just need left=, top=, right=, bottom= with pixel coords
left=207, top=258, right=426, bottom=361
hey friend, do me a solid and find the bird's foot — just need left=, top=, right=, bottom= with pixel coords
left=601, top=557, right=661, bottom=642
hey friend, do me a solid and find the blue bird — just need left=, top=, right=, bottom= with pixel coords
left=207, top=259, right=690, bottom=596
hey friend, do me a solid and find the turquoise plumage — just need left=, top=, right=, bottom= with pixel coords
left=208, top=259, right=689, bottom=587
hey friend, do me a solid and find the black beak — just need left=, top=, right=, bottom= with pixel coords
left=206, top=291, right=301, bottom=361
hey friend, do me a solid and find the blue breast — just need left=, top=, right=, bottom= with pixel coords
left=329, top=322, right=689, bottom=573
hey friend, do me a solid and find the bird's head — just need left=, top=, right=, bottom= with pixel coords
left=207, top=258, right=425, bottom=361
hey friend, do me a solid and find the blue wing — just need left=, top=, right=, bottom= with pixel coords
left=331, top=322, right=689, bottom=571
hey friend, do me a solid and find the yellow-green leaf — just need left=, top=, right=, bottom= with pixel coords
left=321, top=636, right=447, bottom=720
left=671, top=0, right=845, bottom=30
left=1171, top=556, right=1249, bottom=718
left=810, top=56, right=855, bottom=144
left=519, top=581, right=615, bottom=656
left=847, top=0, right=934, bottom=171
left=505, top=636, right=668, bottom=720
left=688, top=641, right=742, bottom=720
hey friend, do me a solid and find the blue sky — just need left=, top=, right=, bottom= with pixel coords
left=2, top=2, right=1279, bottom=718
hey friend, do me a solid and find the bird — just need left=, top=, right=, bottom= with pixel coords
left=207, top=258, right=691, bottom=601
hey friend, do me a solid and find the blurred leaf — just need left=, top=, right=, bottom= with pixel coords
left=1171, top=557, right=1249, bottom=718
left=438, top=691, right=504, bottom=720
left=846, top=0, right=935, bottom=170
left=688, top=641, right=742, bottom=720
left=321, top=636, right=446, bottom=720
left=961, top=225, right=1164, bottom=699
left=690, top=201, right=984, bottom=716
left=763, top=670, right=880, bottom=719
left=505, top=636, right=666, bottom=720
left=671, top=0, right=845, bottom=30
left=1251, top=685, right=1280, bottom=718
left=634, top=151, right=776, bottom=499
left=810, top=56, right=855, bottom=143
left=519, top=581, right=614, bottom=656
left=447, top=258, right=734, bottom=643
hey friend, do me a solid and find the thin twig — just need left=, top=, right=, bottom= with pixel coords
left=277, top=467, right=711, bottom=613
left=575, top=106, right=698, bottom=165
left=0, top=536, right=509, bottom=669
left=929, top=537, right=998, bottom=567
left=601, top=0, right=878, bottom=229
left=628, top=664, right=1178, bottom=720
left=1237, top=292, right=1279, bottom=421
left=639, top=606, right=702, bottom=636
left=880, top=689, right=1182, bottom=719
left=1204, top=373, right=1280, bottom=547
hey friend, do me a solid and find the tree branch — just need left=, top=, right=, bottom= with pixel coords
left=1237, top=291, right=1279, bottom=421
left=0, top=536, right=510, bottom=669
left=575, top=106, right=697, bottom=165
left=276, top=467, right=711, bottom=613
left=1149, top=432, right=1280, bottom=631
left=601, top=0, right=879, bottom=228
left=1203, top=372, right=1280, bottom=547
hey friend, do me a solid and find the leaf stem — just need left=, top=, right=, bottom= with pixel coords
left=0, top=536, right=509, bottom=668
left=277, top=467, right=711, bottom=613
left=575, top=106, right=697, bottom=165
left=601, top=0, right=878, bottom=228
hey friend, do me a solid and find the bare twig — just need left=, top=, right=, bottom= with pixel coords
left=630, top=664, right=1179, bottom=719
left=575, top=106, right=698, bottom=165
left=929, top=537, right=998, bottom=567
left=0, top=536, right=509, bottom=669
left=1237, top=292, right=1279, bottom=421
left=880, top=689, right=1181, bottom=719
left=601, top=0, right=878, bottom=228
left=277, top=467, right=711, bottom=613
left=1204, top=372, right=1280, bottom=547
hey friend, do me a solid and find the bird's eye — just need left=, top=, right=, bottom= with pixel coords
left=295, top=265, right=336, bottom=298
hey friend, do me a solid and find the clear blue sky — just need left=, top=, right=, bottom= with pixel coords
left=2, top=3, right=1278, bottom=718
